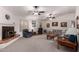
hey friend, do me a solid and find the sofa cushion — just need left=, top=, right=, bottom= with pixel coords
left=68, top=35, right=77, bottom=43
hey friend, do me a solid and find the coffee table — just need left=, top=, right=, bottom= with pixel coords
left=47, top=34, right=57, bottom=40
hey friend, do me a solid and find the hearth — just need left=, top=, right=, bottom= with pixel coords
left=2, top=26, right=15, bottom=40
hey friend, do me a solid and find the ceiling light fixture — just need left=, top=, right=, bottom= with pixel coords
left=47, top=13, right=55, bottom=20
left=33, top=11, right=40, bottom=15
left=33, top=6, right=45, bottom=15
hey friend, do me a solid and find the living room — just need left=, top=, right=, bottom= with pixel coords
left=0, top=6, right=78, bottom=52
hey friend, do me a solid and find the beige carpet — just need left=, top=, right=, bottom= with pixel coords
left=0, top=34, right=78, bottom=52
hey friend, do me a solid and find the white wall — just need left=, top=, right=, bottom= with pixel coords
left=0, top=7, right=21, bottom=40
left=41, top=13, right=75, bottom=31
left=0, top=7, right=15, bottom=24
left=25, top=13, right=75, bottom=33
left=26, top=15, right=40, bottom=32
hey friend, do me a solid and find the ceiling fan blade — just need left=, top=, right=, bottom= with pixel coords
left=52, top=17, right=55, bottom=19
left=38, top=13, right=41, bottom=15
left=39, top=11, right=45, bottom=13
left=46, top=16, right=55, bottom=19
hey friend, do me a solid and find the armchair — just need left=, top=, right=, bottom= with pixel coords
left=23, top=29, right=32, bottom=38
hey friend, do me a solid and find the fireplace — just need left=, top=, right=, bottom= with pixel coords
left=2, top=26, right=15, bottom=40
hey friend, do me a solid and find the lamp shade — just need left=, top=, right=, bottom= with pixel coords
left=65, top=28, right=77, bottom=35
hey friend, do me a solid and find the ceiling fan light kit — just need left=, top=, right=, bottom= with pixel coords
left=33, top=6, right=45, bottom=15
left=46, top=13, right=55, bottom=20
left=34, top=6, right=39, bottom=9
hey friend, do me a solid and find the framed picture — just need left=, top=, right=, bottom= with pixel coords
left=46, top=23, right=50, bottom=28
left=61, top=22, right=67, bottom=27
left=32, top=20, right=36, bottom=27
left=5, top=14, right=10, bottom=20
left=52, top=22, right=58, bottom=26
left=76, top=16, right=79, bottom=20
left=77, top=24, right=79, bottom=29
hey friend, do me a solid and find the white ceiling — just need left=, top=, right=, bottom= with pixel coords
left=2, top=6, right=76, bottom=18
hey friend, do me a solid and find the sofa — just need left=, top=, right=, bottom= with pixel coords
left=57, top=35, right=78, bottom=51
left=23, top=29, right=32, bottom=38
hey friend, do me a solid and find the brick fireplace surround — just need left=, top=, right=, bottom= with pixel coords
left=0, top=24, right=20, bottom=49
left=0, top=26, right=20, bottom=44
left=2, top=26, right=15, bottom=40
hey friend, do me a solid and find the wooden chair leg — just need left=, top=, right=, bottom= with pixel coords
left=47, top=36, right=49, bottom=39
left=74, top=46, right=78, bottom=52
left=57, top=43, right=60, bottom=49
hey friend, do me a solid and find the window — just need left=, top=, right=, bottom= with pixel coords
left=32, top=20, right=36, bottom=27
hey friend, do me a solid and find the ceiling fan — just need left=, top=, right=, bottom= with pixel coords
left=33, top=6, right=45, bottom=15
left=47, top=14, right=55, bottom=19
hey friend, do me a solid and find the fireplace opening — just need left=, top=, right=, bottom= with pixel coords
left=2, top=26, right=16, bottom=40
